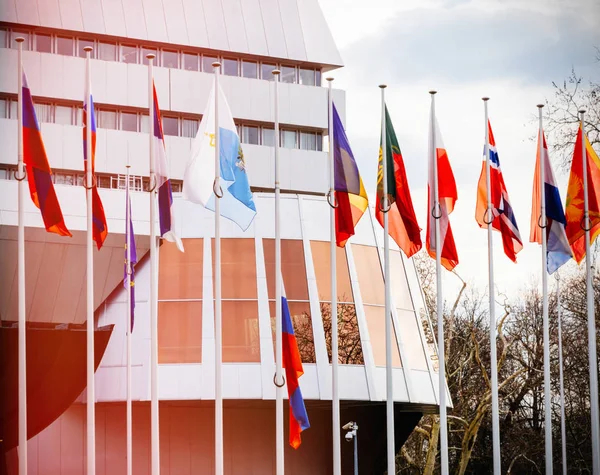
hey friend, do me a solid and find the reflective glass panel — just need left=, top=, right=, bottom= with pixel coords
left=98, top=42, right=116, bottom=61
left=352, top=244, right=384, bottom=306
left=263, top=239, right=309, bottom=301
left=182, top=118, right=199, bottom=138
left=162, top=50, right=178, bottom=68
left=310, top=241, right=354, bottom=303
left=78, top=38, right=94, bottom=58
left=142, top=47, right=157, bottom=65
left=0, top=29, right=7, bottom=48
left=55, top=105, right=72, bottom=125
left=299, top=68, right=315, bottom=86
left=158, top=301, right=202, bottom=363
left=281, top=65, right=296, bottom=84
left=364, top=306, right=402, bottom=367
left=261, top=63, right=276, bottom=80
left=389, top=250, right=413, bottom=311
left=316, top=70, right=322, bottom=86
left=223, top=58, right=238, bottom=76
left=34, top=103, right=52, bottom=123
left=281, top=130, right=296, bottom=149
left=0, top=99, right=6, bottom=118
left=183, top=52, right=199, bottom=71
left=202, top=55, right=218, bottom=72
left=396, top=309, right=428, bottom=370
left=300, top=132, right=316, bottom=151
left=56, top=36, right=74, bottom=56
left=121, top=44, right=137, bottom=63
left=321, top=303, right=364, bottom=364
left=213, top=239, right=257, bottom=299
left=242, top=61, right=258, bottom=78
left=121, top=111, right=138, bottom=132
left=98, top=110, right=117, bottom=129
left=140, top=114, right=149, bottom=133
left=159, top=239, right=203, bottom=299
left=242, top=125, right=259, bottom=145
left=262, top=128, right=275, bottom=146
left=222, top=301, right=260, bottom=362
left=35, top=33, right=52, bottom=53
left=162, top=116, right=178, bottom=136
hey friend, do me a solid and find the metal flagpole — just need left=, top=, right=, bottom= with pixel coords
left=272, top=68, right=284, bottom=475
left=125, top=163, right=133, bottom=475
left=556, top=273, right=567, bottom=475
left=15, top=36, right=27, bottom=475
left=537, top=104, right=552, bottom=474
left=146, top=53, right=160, bottom=475
left=327, top=77, right=341, bottom=475
left=213, top=61, right=224, bottom=475
left=579, top=109, right=600, bottom=472
left=431, top=91, right=449, bottom=475
left=482, top=98, right=500, bottom=475
left=380, top=84, right=395, bottom=475
left=85, top=44, right=96, bottom=475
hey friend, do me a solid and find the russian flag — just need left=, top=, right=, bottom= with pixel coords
left=475, top=121, right=523, bottom=262
left=530, top=130, right=573, bottom=273
left=83, top=81, right=108, bottom=249
left=282, top=296, right=310, bottom=448
left=153, top=82, right=184, bottom=252
left=22, top=71, right=71, bottom=237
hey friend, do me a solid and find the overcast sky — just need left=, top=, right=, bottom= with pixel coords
left=319, top=0, right=600, bottom=298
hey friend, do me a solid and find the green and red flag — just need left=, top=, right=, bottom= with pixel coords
left=376, top=106, right=422, bottom=257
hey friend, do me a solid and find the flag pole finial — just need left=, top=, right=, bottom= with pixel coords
left=272, top=69, right=280, bottom=76
left=326, top=77, right=334, bottom=82
left=379, top=84, right=387, bottom=89
left=579, top=109, right=586, bottom=115
left=146, top=53, right=155, bottom=60
left=537, top=104, right=544, bottom=109
left=482, top=97, right=489, bottom=102
left=15, top=37, right=24, bottom=43
left=212, top=61, right=221, bottom=69
left=429, top=90, right=437, bottom=95
left=83, top=46, right=93, bottom=53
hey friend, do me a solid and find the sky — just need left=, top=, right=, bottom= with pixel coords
left=318, top=0, right=600, bottom=299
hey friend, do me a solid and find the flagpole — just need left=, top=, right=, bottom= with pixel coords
left=15, top=36, right=27, bottom=475
left=125, top=163, right=133, bottom=475
left=146, top=53, right=160, bottom=475
left=380, top=84, right=395, bottom=475
left=482, top=98, right=500, bottom=475
left=556, top=272, right=567, bottom=475
left=537, top=104, right=552, bottom=474
left=431, top=91, right=449, bottom=475
left=579, top=109, right=600, bottom=472
left=85, top=44, right=96, bottom=475
left=272, top=68, right=284, bottom=475
left=212, top=61, right=224, bottom=475
left=327, top=77, right=341, bottom=475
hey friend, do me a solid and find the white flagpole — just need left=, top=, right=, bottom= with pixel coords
left=579, top=109, right=600, bottom=472
left=482, top=98, right=500, bottom=475
left=272, top=68, right=284, bottom=475
left=556, top=273, right=567, bottom=475
left=15, top=35, right=27, bottom=475
left=85, top=44, right=96, bottom=475
left=431, top=91, right=449, bottom=475
left=146, top=53, right=160, bottom=475
left=327, top=77, right=341, bottom=475
left=213, top=61, right=224, bottom=475
left=537, top=104, right=552, bottom=474
left=125, top=161, right=133, bottom=475
left=380, top=84, right=395, bottom=475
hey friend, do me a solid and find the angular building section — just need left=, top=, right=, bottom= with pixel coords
left=0, top=0, right=445, bottom=473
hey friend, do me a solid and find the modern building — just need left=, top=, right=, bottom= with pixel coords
left=0, top=0, right=446, bottom=473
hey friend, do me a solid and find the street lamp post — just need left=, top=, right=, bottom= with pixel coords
left=343, top=421, right=359, bottom=475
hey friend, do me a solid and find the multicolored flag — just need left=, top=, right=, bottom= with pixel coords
left=124, top=185, right=137, bottom=331
left=183, top=80, right=257, bottom=231
left=426, top=104, right=458, bottom=271
left=153, top=83, right=184, bottom=252
left=475, top=121, right=523, bottom=262
left=22, top=71, right=71, bottom=237
left=83, top=79, right=108, bottom=249
left=332, top=103, right=368, bottom=247
left=565, top=125, right=600, bottom=263
left=282, top=296, right=310, bottom=448
left=376, top=105, right=422, bottom=257
left=530, top=130, right=573, bottom=273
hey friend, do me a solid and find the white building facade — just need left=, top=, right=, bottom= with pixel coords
left=0, top=1, right=445, bottom=473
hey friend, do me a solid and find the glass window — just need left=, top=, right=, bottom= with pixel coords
left=11, top=32, right=30, bottom=50
left=352, top=244, right=384, bottom=306
left=300, top=132, right=317, bottom=151
left=140, top=114, right=149, bottom=133
left=310, top=241, right=353, bottom=303
left=364, top=306, right=401, bottom=367
left=214, top=239, right=257, bottom=299
left=281, top=130, right=297, bottom=149
left=299, top=68, right=315, bottom=86
left=222, top=301, right=260, bottom=362
left=97, top=175, right=111, bottom=188
left=78, top=38, right=95, bottom=58
left=142, top=47, right=157, bottom=65
left=223, top=58, right=238, bottom=76
left=9, top=100, right=17, bottom=119
left=281, top=65, right=296, bottom=84
left=98, top=110, right=117, bottom=129
left=261, top=63, right=276, bottom=80
left=121, top=111, right=138, bottom=132
left=0, top=98, right=6, bottom=118
left=121, top=44, right=137, bottom=63
left=262, top=128, right=275, bottom=147
left=0, top=28, right=7, bottom=48
left=158, top=301, right=202, bottom=363
left=263, top=239, right=309, bottom=300
left=316, top=134, right=323, bottom=151
left=98, top=42, right=116, bottom=61
left=159, top=239, right=203, bottom=299
left=316, top=70, right=322, bottom=87
left=242, top=125, right=259, bottom=145
left=171, top=181, right=182, bottom=192
left=182, top=118, right=199, bottom=138
left=56, top=37, right=74, bottom=56
left=322, top=302, right=364, bottom=364
left=162, top=50, right=178, bottom=68
left=54, top=105, right=72, bottom=125
left=242, top=60, right=257, bottom=78
left=183, top=52, right=199, bottom=71
left=162, top=116, right=178, bottom=136
left=202, top=55, right=218, bottom=72
left=35, top=33, right=52, bottom=53
left=34, top=103, right=52, bottom=123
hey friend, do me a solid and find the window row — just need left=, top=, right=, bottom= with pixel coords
left=0, top=28, right=322, bottom=86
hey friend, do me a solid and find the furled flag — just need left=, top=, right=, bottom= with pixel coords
left=426, top=104, right=458, bottom=271
left=332, top=103, right=368, bottom=247
left=565, top=125, right=600, bottom=263
left=376, top=105, right=422, bottom=257
left=124, top=185, right=137, bottom=331
left=153, top=82, right=184, bottom=252
left=475, top=121, right=523, bottom=262
left=22, top=71, right=71, bottom=237
left=282, top=296, right=310, bottom=448
left=530, top=130, right=573, bottom=273
left=83, top=79, right=108, bottom=249
left=183, top=80, right=257, bottom=230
